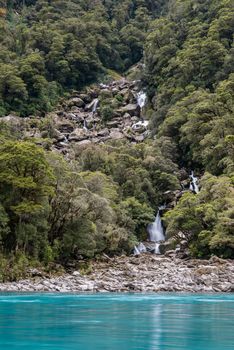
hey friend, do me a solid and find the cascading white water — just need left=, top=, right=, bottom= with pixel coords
left=132, top=120, right=149, bottom=130
left=147, top=211, right=165, bottom=242
left=63, top=135, right=69, bottom=144
left=134, top=246, right=140, bottom=256
left=83, top=120, right=88, bottom=132
left=92, top=98, right=99, bottom=113
left=132, top=91, right=149, bottom=131
left=190, top=171, right=199, bottom=194
left=133, top=243, right=147, bottom=255
left=138, top=243, right=147, bottom=253
left=137, top=91, right=147, bottom=109
left=154, top=243, right=161, bottom=255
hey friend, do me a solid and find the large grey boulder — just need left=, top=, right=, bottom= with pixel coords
left=68, top=97, right=85, bottom=108
left=109, top=129, right=124, bottom=140
left=68, top=128, right=89, bottom=141
left=117, top=104, right=140, bottom=117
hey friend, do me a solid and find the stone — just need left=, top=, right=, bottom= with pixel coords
left=57, top=121, right=74, bottom=133
left=79, top=94, right=92, bottom=103
left=117, top=104, right=140, bottom=117
left=0, top=115, right=22, bottom=126
left=52, top=129, right=67, bottom=141
left=133, top=135, right=145, bottom=142
left=109, top=130, right=124, bottom=140
left=72, top=271, right=81, bottom=277
left=106, top=120, right=120, bottom=128
left=0, top=253, right=233, bottom=293
left=97, top=128, right=109, bottom=137
left=68, top=97, right=85, bottom=108
left=76, top=140, right=92, bottom=147
left=68, top=128, right=89, bottom=141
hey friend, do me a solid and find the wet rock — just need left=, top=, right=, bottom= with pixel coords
left=85, top=99, right=99, bottom=112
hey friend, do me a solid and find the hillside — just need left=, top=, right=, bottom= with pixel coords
left=0, top=0, right=233, bottom=280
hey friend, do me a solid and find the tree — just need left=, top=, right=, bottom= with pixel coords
left=0, top=140, right=54, bottom=253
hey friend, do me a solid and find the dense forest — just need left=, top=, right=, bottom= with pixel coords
left=0, top=0, right=233, bottom=280
left=0, top=0, right=165, bottom=116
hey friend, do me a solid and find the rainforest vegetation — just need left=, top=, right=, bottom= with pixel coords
left=0, top=0, right=233, bottom=280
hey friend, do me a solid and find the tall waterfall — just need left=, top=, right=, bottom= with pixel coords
left=137, top=91, right=147, bottom=109
left=83, top=120, right=88, bottom=132
left=92, top=98, right=99, bottom=113
left=190, top=171, right=199, bottom=194
left=147, top=211, right=165, bottom=242
left=132, top=91, right=149, bottom=131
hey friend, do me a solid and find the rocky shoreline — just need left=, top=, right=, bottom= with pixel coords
left=0, top=255, right=233, bottom=293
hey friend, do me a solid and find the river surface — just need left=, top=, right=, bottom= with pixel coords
left=0, top=293, right=233, bottom=349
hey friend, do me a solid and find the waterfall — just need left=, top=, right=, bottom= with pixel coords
left=132, top=91, right=149, bottom=131
left=83, top=120, right=88, bottom=132
left=147, top=211, right=165, bottom=242
left=133, top=243, right=147, bottom=255
left=92, top=98, right=99, bottom=113
left=137, top=91, right=147, bottom=109
left=154, top=243, right=161, bottom=255
left=138, top=243, right=147, bottom=253
left=134, top=246, right=140, bottom=256
left=132, top=120, right=149, bottom=130
left=63, top=135, right=68, bottom=144
left=190, top=171, right=199, bottom=194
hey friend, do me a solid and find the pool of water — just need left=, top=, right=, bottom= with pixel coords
left=0, top=293, right=233, bottom=349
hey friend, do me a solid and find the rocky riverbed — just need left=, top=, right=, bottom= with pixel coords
left=0, top=254, right=233, bottom=293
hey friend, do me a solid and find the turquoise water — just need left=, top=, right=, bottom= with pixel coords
left=0, top=294, right=233, bottom=349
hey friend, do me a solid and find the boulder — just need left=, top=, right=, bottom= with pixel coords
left=76, top=139, right=92, bottom=146
left=123, top=113, right=131, bottom=120
left=53, top=129, right=67, bottom=141
left=57, top=121, right=74, bottom=133
left=67, top=113, right=84, bottom=123
left=133, top=135, right=145, bottom=142
left=106, top=120, right=120, bottom=128
left=97, top=128, right=109, bottom=137
left=117, top=104, right=140, bottom=117
left=110, top=129, right=124, bottom=140
left=68, top=128, right=89, bottom=141
left=68, top=97, right=85, bottom=108
left=0, top=115, right=22, bottom=126
left=79, top=94, right=92, bottom=103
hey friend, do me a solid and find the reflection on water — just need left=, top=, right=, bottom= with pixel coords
left=0, top=293, right=233, bottom=350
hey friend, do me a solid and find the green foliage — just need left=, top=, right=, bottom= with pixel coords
left=0, top=0, right=165, bottom=116
left=165, top=173, right=234, bottom=258
left=144, top=0, right=234, bottom=258
left=0, top=0, right=233, bottom=274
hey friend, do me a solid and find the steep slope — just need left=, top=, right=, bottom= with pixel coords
left=0, top=0, right=233, bottom=280
left=143, top=0, right=234, bottom=258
